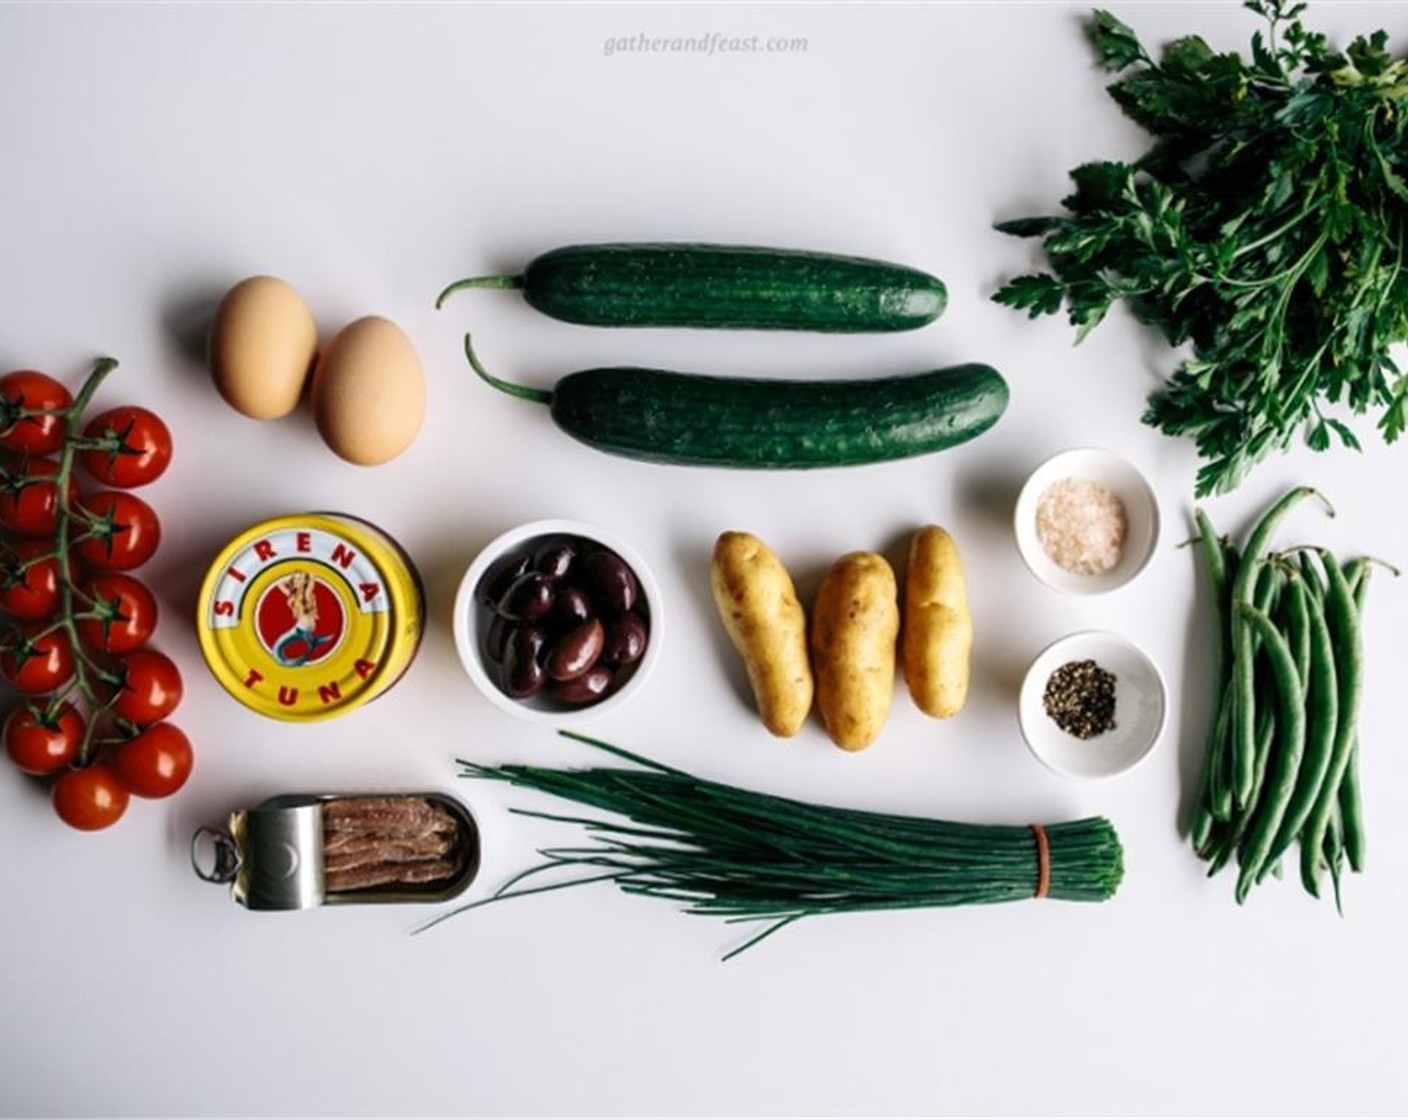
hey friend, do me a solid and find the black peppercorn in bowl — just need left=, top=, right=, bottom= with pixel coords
left=453, top=519, right=662, bottom=723
left=1018, top=630, right=1166, bottom=778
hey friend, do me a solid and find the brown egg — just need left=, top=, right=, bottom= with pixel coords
left=311, top=316, right=425, bottom=466
left=209, top=276, right=318, bottom=420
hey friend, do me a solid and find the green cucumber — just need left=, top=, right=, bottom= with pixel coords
left=464, top=336, right=1007, bottom=468
left=437, top=243, right=946, bottom=332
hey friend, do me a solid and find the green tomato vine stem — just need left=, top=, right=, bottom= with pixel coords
left=6, top=357, right=140, bottom=764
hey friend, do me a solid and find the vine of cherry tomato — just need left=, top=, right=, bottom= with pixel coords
left=0, top=358, right=190, bottom=832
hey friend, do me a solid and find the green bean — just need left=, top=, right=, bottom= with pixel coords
left=1338, top=738, right=1364, bottom=874
left=1299, top=550, right=1362, bottom=899
left=1199, top=686, right=1235, bottom=835
left=1197, top=817, right=1230, bottom=867
left=1210, top=705, right=1273, bottom=878
left=1296, top=549, right=1325, bottom=605
left=1337, top=558, right=1398, bottom=876
left=1249, top=659, right=1276, bottom=809
left=1345, top=558, right=1368, bottom=600
left=1233, top=604, right=1307, bottom=902
left=1225, top=562, right=1282, bottom=826
left=1210, top=540, right=1243, bottom=821
left=1190, top=509, right=1231, bottom=846
left=1338, top=562, right=1371, bottom=873
left=1253, top=562, right=1284, bottom=615
left=1219, top=535, right=1242, bottom=675
left=1229, top=488, right=1327, bottom=809
left=1274, top=567, right=1311, bottom=693
left=1194, top=509, right=1228, bottom=622
left=1210, top=564, right=1281, bottom=852
left=1192, top=759, right=1218, bottom=847
left=1259, top=563, right=1339, bottom=881
left=1245, top=565, right=1285, bottom=812
left=1222, top=541, right=1242, bottom=634
left=1324, top=803, right=1345, bottom=916
left=1206, top=838, right=1235, bottom=877
left=1205, top=823, right=1236, bottom=877
left=1231, top=614, right=1260, bottom=813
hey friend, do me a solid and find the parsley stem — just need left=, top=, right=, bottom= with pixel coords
left=1227, top=203, right=1319, bottom=263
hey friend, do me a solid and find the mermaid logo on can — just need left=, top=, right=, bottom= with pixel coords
left=256, top=571, right=345, bottom=667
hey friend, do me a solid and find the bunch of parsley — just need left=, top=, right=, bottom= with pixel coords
left=995, top=0, right=1408, bottom=496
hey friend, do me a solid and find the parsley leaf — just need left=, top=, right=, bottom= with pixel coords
left=992, top=274, right=1067, bottom=318
left=1090, top=10, right=1147, bottom=71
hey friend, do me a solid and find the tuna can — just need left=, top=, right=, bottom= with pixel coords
left=197, top=513, right=423, bottom=721
left=191, top=792, right=479, bottom=910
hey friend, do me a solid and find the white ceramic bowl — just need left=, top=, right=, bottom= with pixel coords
left=1018, top=630, right=1166, bottom=779
left=453, top=519, right=663, bottom=724
left=1014, top=448, right=1160, bottom=595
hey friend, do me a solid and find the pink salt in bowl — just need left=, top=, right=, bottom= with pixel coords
left=1014, top=448, right=1161, bottom=595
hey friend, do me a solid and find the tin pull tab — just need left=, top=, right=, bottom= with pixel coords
left=191, top=826, right=242, bottom=884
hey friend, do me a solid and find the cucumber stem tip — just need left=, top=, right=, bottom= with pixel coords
left=435, top=274, right=526, bottom=309
left=462, top=334, right=552, bottom=406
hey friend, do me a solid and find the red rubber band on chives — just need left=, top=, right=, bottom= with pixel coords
left=1030, top=824, right=1050, bottom=899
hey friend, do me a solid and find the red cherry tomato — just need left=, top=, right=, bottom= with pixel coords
left=0, top=539, right=68, bottom=620
left=52, top=762, right=129, bottom=830
left=73, top=491, right=161, bottom=571
left=79, top=406, right=173, bottom=489
left=3, top=702, right=83, bottom=776
left=75, top=573, right=157, bottom=654
left=109, top=647, right=183, bottom=725
left=0, top=457, right=77, bottom=538
left=111, top=723, right=192, bottom=799
left=0, top=370, right=72, bottom=456
left=0, top=623, right=74, bottom=694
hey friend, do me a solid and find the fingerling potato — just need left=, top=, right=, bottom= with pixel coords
left=810, top=551, right=899, bottom=751
left=902, top=525, right=972, bottom=719
left=710, top=531, right=813, bottom=737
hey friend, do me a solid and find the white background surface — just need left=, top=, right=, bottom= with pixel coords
left=3, top=3, right=1407, bottom=1117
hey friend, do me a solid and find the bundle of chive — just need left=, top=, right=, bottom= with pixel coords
left=425, top=732, right=1124, bottom=959
left=1188, top=487, right=1393, bottom=907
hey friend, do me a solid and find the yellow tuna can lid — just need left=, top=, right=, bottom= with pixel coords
left=197, top=514, right=423, bottom=721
